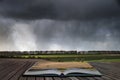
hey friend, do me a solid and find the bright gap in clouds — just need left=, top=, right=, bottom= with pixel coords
left=49, top=44, right=62, bottom=50
left=11, top=23, right=38, bottom=51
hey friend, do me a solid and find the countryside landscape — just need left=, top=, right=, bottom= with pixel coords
left=0, top=51, right=120, bottom=62
left=1, top=0, right=120, bottom=80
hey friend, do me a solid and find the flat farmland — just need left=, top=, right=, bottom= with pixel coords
left=1, top=51, right=120, bottom=62
left=18, top=54, right=120, bottom=62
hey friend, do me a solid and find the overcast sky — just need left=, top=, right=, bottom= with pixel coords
left=0, top=0, right=120, bottom=51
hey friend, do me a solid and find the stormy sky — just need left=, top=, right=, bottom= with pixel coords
left=0, top=0, right=120, bottom=51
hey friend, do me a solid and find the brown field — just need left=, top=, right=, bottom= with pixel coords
left=32, top=62, right=93, bottom=69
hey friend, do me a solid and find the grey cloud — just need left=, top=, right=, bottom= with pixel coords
left=117, top=0, right=120, bottom=5
left=0, top=0, right=120, bottom=20
left=0, top=18, right=16, bottom=51
left=0, top=18, right=120, bottom=51
left=0, top=0, right=120, bottom=51
left=0, top=0, right=56, bottom=19
left=31, top=18, right=120, bottom=50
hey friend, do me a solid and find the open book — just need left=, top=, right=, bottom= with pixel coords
left=24, top=62, right=102, bottom=77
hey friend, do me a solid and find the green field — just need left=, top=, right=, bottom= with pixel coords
left=6, top=54, right=119, bottom=62
left=0, top=53, right=120, bottom=62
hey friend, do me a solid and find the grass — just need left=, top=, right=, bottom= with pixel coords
left=21, top=54, right=118, bottom=58
left=0, top=54, right=120, bottom=62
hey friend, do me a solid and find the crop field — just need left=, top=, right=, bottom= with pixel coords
left=0, top=53, right=120, bottom=62
left=21, top=54, right=120, bottom=62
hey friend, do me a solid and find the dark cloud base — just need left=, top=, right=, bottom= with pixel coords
left=0, top=18, right=120, bottom=51
left=0, top=0, right=120, bottom=51
left=0, top=0, right=120, bottom=20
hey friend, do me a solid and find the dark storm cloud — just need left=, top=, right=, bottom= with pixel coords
left=0, top=0, right=120, bottom=20
left=31, top=18, right=120, bottom=50
left=0, top=18, right=14, bottom=40
left=0, top=18, right=120, bottom=51
left=0, top=0, right=120, bottom=51
left=0, top=18, right=17, bottom=51
left=117, top=0, right=120, bottom=5
left=0, top=0, right=56, bottom=19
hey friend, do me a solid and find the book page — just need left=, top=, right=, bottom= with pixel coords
left=31, top=62, right=93, bottom=70
left=63, top=68, right=102, bottom=76
left=24, top=61, right=102, bottom=76
left=24, top=68, right=62, bottom=76
left=27, top=61, right=93, bottom=75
